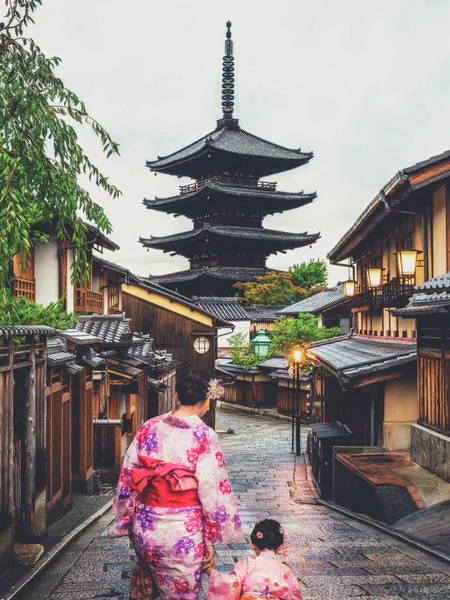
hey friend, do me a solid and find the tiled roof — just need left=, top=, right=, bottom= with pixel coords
left=258, top=356, right=289, bottom=370
left=47, top=336, right=83, bottom=370
left=140, top=226, right=319, bottom=250
left=192, top=297, right=249, bottom=321
left=277, top=286, right=345, bottom=316
left=327, top=149, right=450, bottom=263
left=84, top=222, right=119, bottom=252
left=244, top=305, right=286, bottom=320
left=392, top=272, right=450, bottom=317
left=308, top=335, right=416, bottom=381
left=144, top=184, right=316, bottom=215
left=93, top=255, right=140, bottom=284
left=147, top=126, right=313, bottom=170
left=74, top=315, right=137, bottom=346
left=151, top=266, right=274, bottom=285
left=0, top=325, right=56, bottom=337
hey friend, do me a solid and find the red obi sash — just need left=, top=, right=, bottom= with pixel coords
left=130, top=457, right=199, bottom=508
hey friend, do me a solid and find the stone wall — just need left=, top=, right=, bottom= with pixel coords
left=411, top=424, right=450, bottom=482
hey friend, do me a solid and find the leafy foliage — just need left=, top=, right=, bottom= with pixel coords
left=227, top=332, right=263, bottom=370
left=234, top=260, right=329, bottom=306
left=270, top=314, right=340, bottom=355
left=3, top=295, right=77, bottom=329
left=0, top=0, right=121, bottom=307
left=234, top=272, right=308, bottom=306
left=289, top=259, right=327, bottom=291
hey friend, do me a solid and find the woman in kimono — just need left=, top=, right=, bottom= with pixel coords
left=109, top=370, right=244, bottom=600
left=206, top=519, right=303, bottom=599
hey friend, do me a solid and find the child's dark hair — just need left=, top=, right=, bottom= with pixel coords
left=176, top=369, right=211, bottom=406
left=250, top=519, right=284, bottom=551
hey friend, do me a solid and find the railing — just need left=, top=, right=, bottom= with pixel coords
left=179, top=176, right=277, bottom=195
left=75, top=288, right=103, bottom=313
left=14, top=277, right=36, bottom=302
left=382, top=276, right=415, bottom=305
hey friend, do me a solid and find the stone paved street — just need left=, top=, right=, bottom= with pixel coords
left=18, top=411, right=450, bottom=600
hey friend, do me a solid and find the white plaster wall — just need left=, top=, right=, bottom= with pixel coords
left=66, top=248, right=74, bottom=313
left=35, top=238, right=59, bottom=306
left=218, top=320, right=250, bottom=353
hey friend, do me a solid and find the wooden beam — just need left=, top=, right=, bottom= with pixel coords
left=353, top=369, right=407, bottom=388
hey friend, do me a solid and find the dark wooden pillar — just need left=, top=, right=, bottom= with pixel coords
left=8, top=339, right=14, bottom=521
left=25, top=336, right=36, bottom=534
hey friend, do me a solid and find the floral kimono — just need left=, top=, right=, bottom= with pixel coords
left=207, top=550, right=303, bottom=600
left=109, top=412, right=244, bottom=600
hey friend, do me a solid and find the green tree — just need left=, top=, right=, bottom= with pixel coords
left=234, top=272, right=307, bottom=306
left=0, top=0, right=121, bottom=310
left=289, top=259, right=328, bottom=292
left=3, top=296, right=77, bottom=329
left=227, top=332, right=263, bottom=370
left=270, top=314, right=339, bottom=355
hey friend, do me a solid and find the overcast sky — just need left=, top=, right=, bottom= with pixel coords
left=28, top=0, right=450, bottom=286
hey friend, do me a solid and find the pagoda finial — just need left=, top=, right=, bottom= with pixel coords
left=222, top=20, right=234, bottom=118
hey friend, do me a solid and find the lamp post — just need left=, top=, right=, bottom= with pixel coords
left=292, top=346, right=303, bottom=456
left=251, top=328, right=272, bottom=359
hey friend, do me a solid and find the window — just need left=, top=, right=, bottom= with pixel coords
left=194, top=336, right=210, bottom=354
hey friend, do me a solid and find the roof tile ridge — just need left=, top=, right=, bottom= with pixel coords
left=238, top=126, right=313, bottom=156
left=147, top=128, right=216, bottom=164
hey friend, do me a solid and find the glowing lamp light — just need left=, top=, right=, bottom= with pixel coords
left=367, top=267, right=383, bottom=289
left=396, top=249, right=422, bottom=277
left=293, top=347, right=303, bottom=365
left=342, top=279, right=356, bottom=297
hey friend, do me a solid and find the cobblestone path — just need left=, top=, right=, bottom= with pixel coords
left=20, top=411, right=450, bottom=600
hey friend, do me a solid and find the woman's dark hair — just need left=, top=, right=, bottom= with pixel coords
left=250, top=519, right=284, bottom=551
left=176, top=369, right=211, bottom=406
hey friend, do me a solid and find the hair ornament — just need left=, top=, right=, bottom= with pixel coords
left=208, top=378, right=225, bottom=400
left=256, top=531, right=264, bottom=539
left=279, top=527, right=284, bottom=535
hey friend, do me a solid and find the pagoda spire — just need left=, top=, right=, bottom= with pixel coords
left=221, top=21, right=235, bottom=119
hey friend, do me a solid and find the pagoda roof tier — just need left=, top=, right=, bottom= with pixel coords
left=147, top=124, right=313, bottom=180
left=150, top=266, right=274, bottom=286
left=144, top=181, right=316, bottom=217
left=140, top=226, right=320, bottom=257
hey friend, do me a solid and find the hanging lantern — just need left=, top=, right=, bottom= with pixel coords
left=251, top=328, right=272, bottom=359
left=395, top=249, right=422, bottom=277
left=367, top=267, right=384, bottom=288
left=342, top=279, right=356, bottom=297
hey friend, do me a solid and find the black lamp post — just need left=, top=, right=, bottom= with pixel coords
left=291, top=347, right=303, bottom=456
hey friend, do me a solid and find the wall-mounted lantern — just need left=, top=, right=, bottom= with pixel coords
left=342, top=279, right=356, bottom=297
left=395, top=249, right=422, bottom=277
left=367, top=267, right=384, bottom=289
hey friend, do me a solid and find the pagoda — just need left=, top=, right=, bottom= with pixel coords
left=141, top=21, right=320, bottom=297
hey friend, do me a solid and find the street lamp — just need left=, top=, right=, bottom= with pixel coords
left=292, top=346, right=303, bottom=457
left=395, top=249, right=422, bottom=277
left=251, top=328, right=272, bottom=359
left=342, top=279, right=356, bottom=297
left=366, top=267, right=384, bottom=289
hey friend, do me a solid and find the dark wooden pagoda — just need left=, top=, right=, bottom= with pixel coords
left=141, top=22, right=319, bottom=297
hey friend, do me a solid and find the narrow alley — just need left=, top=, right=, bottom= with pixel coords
left=17, top=412, right=450, bottom=600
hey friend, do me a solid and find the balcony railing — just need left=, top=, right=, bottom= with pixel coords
left=349, top=276, right=415, bottom=309
left=179, top=176, right=277, bottom=195
left=75, top=288, right=103, bottom=314
left=14, top=277, right=36, bottom=302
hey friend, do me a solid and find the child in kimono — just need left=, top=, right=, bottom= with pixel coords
left=205, top=518, right=303, bottom=599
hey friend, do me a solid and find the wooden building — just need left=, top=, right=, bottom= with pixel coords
left=277, top=285, right=351, bottom=334
left=141, top=22, right=319, bottom=297
left=0, top=326, right=55, bottom=571
left=12, top=223, right=118, bottom=314
left=395, top=272, right=450, bottom=482
left=312, top=149, right=450, bottom=450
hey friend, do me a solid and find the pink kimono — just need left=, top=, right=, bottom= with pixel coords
left=109, top=412, right=244, bottom=600
left=207, top=549, right=303, bottom=599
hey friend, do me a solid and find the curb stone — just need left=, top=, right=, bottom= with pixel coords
left=3, top=499, right=113, bottom=600
left=319, top=499, right=450, bottom=568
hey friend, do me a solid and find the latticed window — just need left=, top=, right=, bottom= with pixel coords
left=194, top=336, right=210, bottom=354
